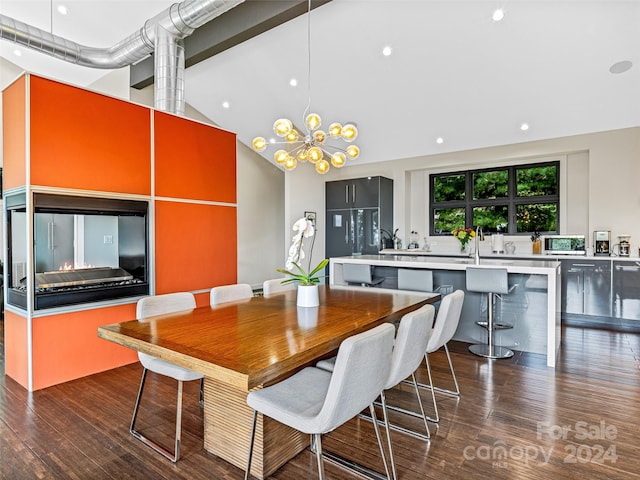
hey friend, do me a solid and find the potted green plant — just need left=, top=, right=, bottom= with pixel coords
left=277, top=217, right=328, bottom=306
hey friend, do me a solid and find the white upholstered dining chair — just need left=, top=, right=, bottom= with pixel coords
left=244, top=323, right=396, bottom=480
left=262, top=278, right=295, bottom=296
left=130, top=292, right=202, bottom=462
left=316, top=304, right=436, bottom=479
left=210, top=283, right=253, bottom=305
left=418, top=289, right=465, bottom=422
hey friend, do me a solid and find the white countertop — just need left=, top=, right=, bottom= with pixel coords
left=380, top=249, right=640, bottom=262
left=332, top=254, right=560, bottom=275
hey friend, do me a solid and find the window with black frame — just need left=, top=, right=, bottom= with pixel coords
left=430, top=161, right=559, bottom=235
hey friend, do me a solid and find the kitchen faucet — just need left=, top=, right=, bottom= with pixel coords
left=475, top=226, right=484, bottom=264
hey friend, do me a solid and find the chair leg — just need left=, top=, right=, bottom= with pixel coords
left=369, top=403, right=392, bottom=480
left=130, top=368, right=148, bottom=436
left=173, top=380, right=184, bottom=461
left=443, top=344, right=461, bottom=397
left=244, top=410, right=258, bottom=480
left=410, top=346, right=460, bottom=398
left=130, top=368, right=184, bottom=462
left=199, top=378, right=204, bottom=407
left=312, top=434, right=326, bottom=480
left=409, top=373, right=431, bottom=438
left=370, top=372, right=431, bottom=441
left=423, top=353, right=440, bottom=423
left=380, top=392, right=397, bottom=480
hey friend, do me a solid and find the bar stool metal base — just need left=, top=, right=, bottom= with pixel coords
left=468, top=343, right=514, bottom=359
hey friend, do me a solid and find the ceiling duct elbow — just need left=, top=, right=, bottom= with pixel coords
left=0, top=0, right=245, bottom=113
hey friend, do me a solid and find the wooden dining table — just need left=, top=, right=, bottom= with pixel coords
left=97, top=285, right=440, bottom=478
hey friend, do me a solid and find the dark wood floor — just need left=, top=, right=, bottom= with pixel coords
left=1, top=317, right=640, bottom=480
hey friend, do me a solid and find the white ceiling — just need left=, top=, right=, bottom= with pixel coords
left=1, top=0, right=639, bottom=167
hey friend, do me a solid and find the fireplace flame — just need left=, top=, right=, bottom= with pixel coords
left=59, top=262, right=95, bottom=271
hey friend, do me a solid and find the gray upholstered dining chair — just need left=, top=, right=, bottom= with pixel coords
left=210, top=283, right=253, bottom=305
left=262, top=278, right=296, bottom=296
left=130, top=292, right=203, bottom=462
left=316, top=304, right=436, bottom=479
left=244, top=323, right=396, bottom=480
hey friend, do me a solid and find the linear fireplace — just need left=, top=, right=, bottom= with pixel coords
left=6, top=192, right=149, bottom=310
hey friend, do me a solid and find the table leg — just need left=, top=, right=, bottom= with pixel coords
left=202, top=377, right=308, bottom=479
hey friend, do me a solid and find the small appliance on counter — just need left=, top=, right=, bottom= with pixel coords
left=542, top=235, right=586, bottom=255
left=593, top=230, right=611, bottom=256
left=491, top=234, right=505, bottom=253
left=613, top=235, right=631, bottom=257
left=408, top=230, right=420, bottom=249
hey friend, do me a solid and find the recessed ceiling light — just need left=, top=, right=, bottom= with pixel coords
left=269, top=138, right=276, bottom=144
left=13, top=49, right=22, bottom=56
left=289, top=78, right=298, bottom=87
left=57, top=5, right=68, bottom=15
left=492, top=8, right=505, bottom=22
left=222, top=101, right=230, bottom=109
left=436, top=137, right=444, bottom=144
left=382, top=46, right=392, bottom=57
left=520, top=123, right=530, bottom=131
left=609, top=60, right=632, bottom=74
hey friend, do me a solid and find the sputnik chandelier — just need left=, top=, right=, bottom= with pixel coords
left=252, top=115, right=359, bottom=174
left=251, top=0, right=360, bottom=175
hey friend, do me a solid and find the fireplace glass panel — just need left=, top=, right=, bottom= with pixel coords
left=7, top=193, right=149, bottom=310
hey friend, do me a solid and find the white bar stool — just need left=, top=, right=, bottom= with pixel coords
left=466, top=267, right=513, bottom=359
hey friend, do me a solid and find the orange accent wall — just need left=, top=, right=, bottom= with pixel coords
left=29, top=76, right=151, bottom=195
left=2, top=74, right=237, bottom=390
left=154, top=200, right=238, bottom=294
left=194, top=291, right=211, bottom=307
left=2, top=75, right=27, bottom=190
left=4, top=311, right=29, bottom=388
left=31, top=304, right=139, bottom=391
left=154, top=111, right=236, bottom=203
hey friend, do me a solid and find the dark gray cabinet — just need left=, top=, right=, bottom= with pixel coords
left=325, top=176, right=393, bottom=257
left=560, top=259, right=611, bottom=317
left=325, top=177, right=387, bottom=209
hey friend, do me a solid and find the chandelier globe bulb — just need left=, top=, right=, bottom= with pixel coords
left=274, top=149, right=289, bottom=164
left=341, top=123, right=358, bottom=142
left=328, top=123, right=342, bottom=137
left=315, top=159, right=330, bottom=174
left=273, top=118, right=293, bottom=137
left=331, top=152, right=346, bottom=168
left=308, top=146, right=323, bottom=163
left=346, top=145, right=360, bottom=159
left=252, top=137, right=267, bottom=152
left=305, top=113, right=322, bottom=131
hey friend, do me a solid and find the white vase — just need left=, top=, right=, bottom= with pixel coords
left=297, top=284, right=319, bottom=307
left=297, top=306, right=319, bottom=329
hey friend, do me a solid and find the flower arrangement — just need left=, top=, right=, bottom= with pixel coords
left=452, top=227, right=476, bottom=252
left=277, top=217, right=328, bottom=286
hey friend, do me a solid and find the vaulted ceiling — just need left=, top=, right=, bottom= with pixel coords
left=2, top=0, right=639, bottom=167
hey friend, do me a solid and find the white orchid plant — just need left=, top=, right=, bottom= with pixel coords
left=276, top=216, right=328, bottom=286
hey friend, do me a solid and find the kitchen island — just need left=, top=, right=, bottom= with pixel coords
left=330, top=255, right=562, bottom=367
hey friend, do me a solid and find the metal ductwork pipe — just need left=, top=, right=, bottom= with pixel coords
left=0, top=0, right=245, bottom=115
left=154, top=25, right=186, bottom=115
